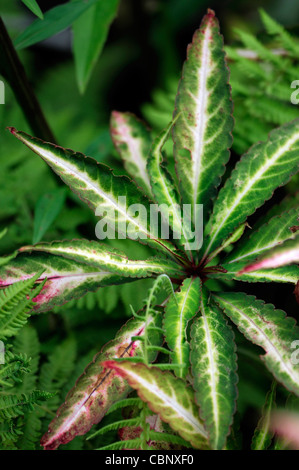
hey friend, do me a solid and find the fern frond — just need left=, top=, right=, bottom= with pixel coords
left=0, top=275, right=46, bottom=339
left=148, top=430, right=192, bottom=447
left=0, top=391, right=53, bottom=421
left=87, top=418, right=140, bottom=440
left=97, top=438, right=142, bottom=450
left=106, top=398, right=143, bottom=415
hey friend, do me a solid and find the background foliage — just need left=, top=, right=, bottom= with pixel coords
left=0, top=0, right=298, bottom=450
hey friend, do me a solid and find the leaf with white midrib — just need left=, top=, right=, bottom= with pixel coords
left=190, top=286, right=238, bottom=449
left=213, top=291, right=299, bottom=397
left=164, top=277, right=201, bottom=378
left=203, top=119, right=299, bottom=258
left=111, top=111, right=152, bottom=196
left=9, top=128, right=175, bottom=256
left=18, top=239, right=184, bottom=279
left=173, top=10, right=233, bottom=222
left=224, top=207, right=299, bottom=265
left=103, top=361, right=208, bottom=449
left=148, top=121, right=194, bottom=255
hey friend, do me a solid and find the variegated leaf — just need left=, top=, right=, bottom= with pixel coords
left=164, top=277, right=201, bottom=377
left=213, top=292, right=299, bottom=396
left=210, top=263, right=299, bottom=284
left=102, top=361, right=208, bottom=449
left=203, top=119, right=299, bottom=258
left=8, top=128, right=175, bottom=256
left=110, top=112, right=152, bottom=196
left=0, top=252, right=125, bottom=313
left=173, top=9, right=233, bottom=221
left=190, top=286, right=237, bottom=449
left=148, top=121, right=195, bottom=255
left=18, top=239, right=184, bottom=279
left=224, top=207, right=299, bottom=266
left=41, top=314, right=163, bottom=450
left=251, top=382, right=276, bottom=450
left=240, top=233, right=299, bottom=274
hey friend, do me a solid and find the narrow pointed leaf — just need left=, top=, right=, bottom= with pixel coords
left=102, top=361, right=208, bottom=449
left=203, top=119, right=299, bottom=257
left=8, top=128, right=175, bottom=255
left=33, top=188, right=66, bottom=244
left=19, top=239, right=184, bottom=279
left=224, top=207, right=299, bottom=266
left=211, top=263, right=299, bottom=284
left=41, top=315, right=163, bottom=450
left=190, top=286, right=238, bottom=449
left=111, top=112, right=152, bottom=195
left=21, top=0, right=43, bottom=19
left=173, top=9, right=233, bottom=220
left=148, top=121, right=196, bottom=254
left=0, top=252, right=125, bottom=313
left=164, top=277, right=201, bottom=377
left=15, top=0, right=99, bottom=50
left=73, top=0, right=120, bottom=93
left=213, top=292, right=299, bottom=396
left=251, top=382, right=276, bottom=450
left=241, top=233, right=299, bottom=273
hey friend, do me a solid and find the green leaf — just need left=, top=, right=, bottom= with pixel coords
left=73, top=0, right=120, bottom=93
left=0, top=272, right=46, bottom=338
left=164, top=277, right=201, bottom=378
left=173, top=10, right=233, bottom=221
left=240, top=233, right=299, bottom=274
left=224, top=207, right=299, bottom=266
left=0, top=251, right=126, bottom=313
left=211, top=264, right=299, bottom=284
left=259, top=9, right=299, bottom=56
left=20, top=239, right=184, bottom=279
left=203, top=119, right=299, bottom=258
left=9, top=128, right=175, bottom=256
left=102, top=361, right=208, bottom=449
left=251, top=382, right=276, bottom=450
left=15, top=0, right=99, bottom=50
left=111, top=111, right=152, bottom=196
left=40, top=314, right=163, bottom=450
left=218, top=207, right=299, bottom=281
left=148, top=120, right=196, bottom=254
left=33, top=188, right=66, bottom=244
left=0, top=391, right=54, bottom=421
left=190, top=286, right=238, bottom=449
left=21, top=0, right=43, bottom=19
left=213, top=292, right=299, bottom=396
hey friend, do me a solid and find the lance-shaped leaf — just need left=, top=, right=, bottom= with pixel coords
left=148, top=121, right=196, bottom=255
left=8, top=128, right=175, bottom=256
left=111, top=112, right=152, bottom=196
left=213, top=292, right=299, bottom=396
left=0, top=252, right=126, bottom=313
left=73, top=0, right=120, bottom=93
left=102, top=361, right=208, bottom=449
left=251, top=382, right=276, bottom=450
left=41, top=314, right=163, bottom=450
left=224, top=207, right=299, bottom=266
left=190, top=286, right=238, bottom=449
left=210, top=263, right=299, bottom=284
left=173, top=9, right=233, bottom=221
left=18, top=239, right=184, bottom=279
left=21, top=0, right=43, bottom=19
left=203, top=119, right=299, bottom=258
left=240, top=233, right=299, bottom=274
left=164, top=277, right=201, bottom=377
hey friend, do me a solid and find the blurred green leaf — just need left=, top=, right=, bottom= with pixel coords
left=33, top=188, right=66, bottom=244
left=15, top=0, right=99, bottom=50
left=21, top=0, right=44, bottom=20
left=73, top=0, right=120, bottom=93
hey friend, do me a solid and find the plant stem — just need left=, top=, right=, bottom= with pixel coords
left=0, top=17, right=56, bottom=143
